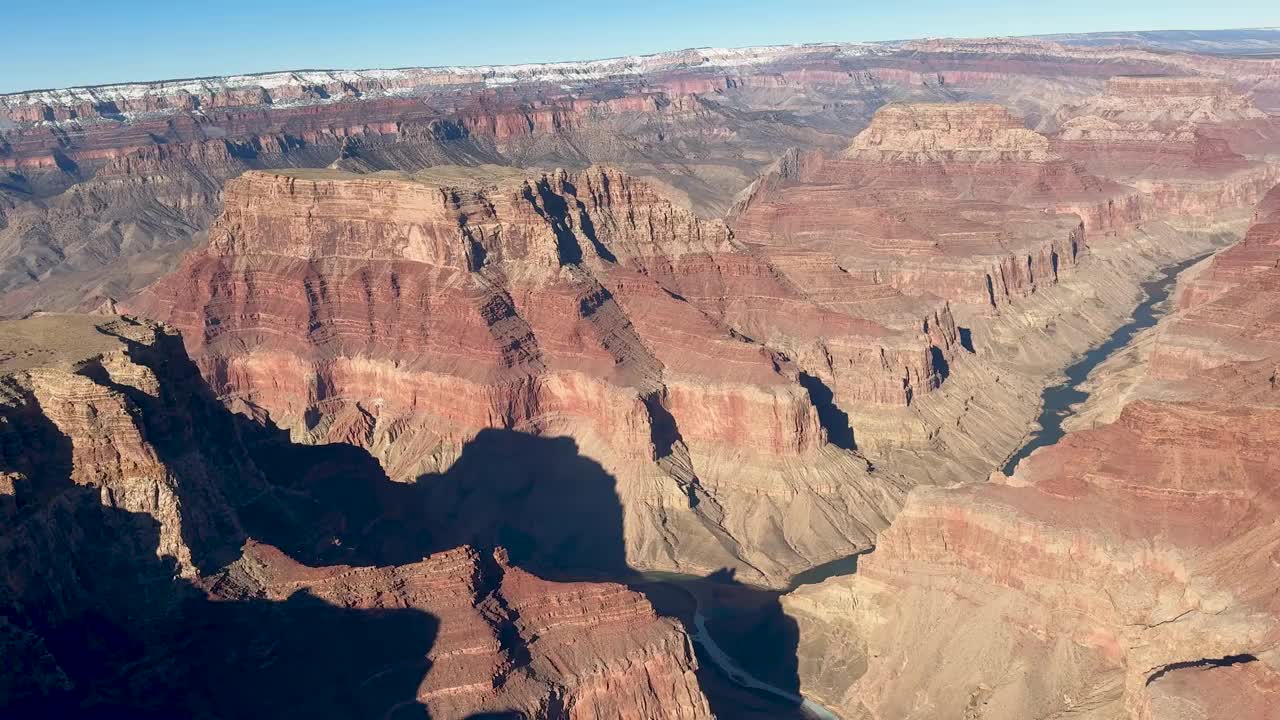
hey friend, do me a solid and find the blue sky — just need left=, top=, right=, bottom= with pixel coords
left=3, top=1, right=1277, bottom=93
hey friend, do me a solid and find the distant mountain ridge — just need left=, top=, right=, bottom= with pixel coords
left=5, top=27, right=1280, bottom=99
left=1036, top=27, right=1280, bottom=54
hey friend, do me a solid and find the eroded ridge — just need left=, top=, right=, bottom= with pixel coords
left=783, top=186, right=1280, bottom=720
left=0, top=313, right=715, bottom=717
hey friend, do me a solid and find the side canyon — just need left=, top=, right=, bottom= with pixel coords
left=3, top=30, right=1280, bottom=720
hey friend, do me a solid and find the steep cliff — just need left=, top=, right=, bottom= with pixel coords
left=1048, top=74, right=1280, bottom=196
left=127, top=166, right=930, bottom=586
left=783, top=186, right=1280, bottom=720
left=8, top=35, right=1279, bottom=317
left=0, top=314, right=714, bottom=718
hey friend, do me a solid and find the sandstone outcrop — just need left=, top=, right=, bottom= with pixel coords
left=1049, top=75, right=1280, bottom=193
left=783, top=186, right=1280, bottom=720
left=127, top=166, right=931, bottom=585
left=7, top=36, right=1279, bottom=318
left=0, top=314, right=714, bottom=718
left=844, top=103, right=1057, bottom=163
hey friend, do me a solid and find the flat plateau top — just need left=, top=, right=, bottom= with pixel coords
left=272, top=165, right=550, bottom=186
left=0, top=314, right=130, bottom=373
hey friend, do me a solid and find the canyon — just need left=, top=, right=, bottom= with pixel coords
left=782, top=184, right=1280, bottom=719
left=3, top=27, right=1280, bottom=720
left=0, top=314, right=713, bottom=718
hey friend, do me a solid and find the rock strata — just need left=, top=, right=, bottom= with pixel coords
left=783, top=186, right=1280, bottom=720
left=128, top=166, right=925, bottom=585
left=0, top=314, right=713, bottom=718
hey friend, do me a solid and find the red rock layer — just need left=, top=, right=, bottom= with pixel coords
left=786, top=186, right=1280, bottom=720
left=0, top=314, right=714, bottom=718
left=1148, top=186, right=1280, bottom=381
left=1177, top=185, right=1280, bottom=309
left=128, top=166, right=929, bottom=584
left=1049, top=74, right=1279, bottom=182
left=733, top=100, right=1277, bottom=314
left=729, top=106, right=1102, bottom=310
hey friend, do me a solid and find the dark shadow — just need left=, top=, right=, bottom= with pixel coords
left=50, top=150, right=79, bottom=175
left=632, top=570, right=809, bottom=719
left=559, top=178, right=618, bottom=264
left=929, top=345, right=951, bottom=382
left=1146, top=654, right=1258, bottom=686
left=797, top=372, right=856, bottom=450
left=523, top=181, right=582, bottom=265
left=466, top=236, right=488, bottom=270
left=958, top=327, right=975, bottom=353
left=522, top=177, right=617, bottom=266
left=6, top=320, right=810, bottom=719
left=699, top=568, right=800, bottom=692
left=0, top=390, right=438, bottom=720
left=786, top=547, right=875, bottom=590
left=229, top=419, right=628, bottom=578
left=643, top=392, right=682, bottom=460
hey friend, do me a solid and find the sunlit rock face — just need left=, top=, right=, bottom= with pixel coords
left=0, top=313, right=714, bottom=718
left=782, top=186, right=1280, bottom=720
left=7, top=34, right=1280, bottom=720
left=1047, top=75, right=1280, bottom=222
left=843, top=102, right=1058, bottom=163
left=128, top=165, right=945, bottom=586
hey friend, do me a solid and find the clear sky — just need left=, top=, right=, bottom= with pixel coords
left=3, top=1, right=1277, bottom=93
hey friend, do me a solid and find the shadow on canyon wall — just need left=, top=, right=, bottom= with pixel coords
left=2, top=325, right=807, bottom=719
left=0, top=395, right=438, bottom=720
left=236, top=418, right=808, bottom=718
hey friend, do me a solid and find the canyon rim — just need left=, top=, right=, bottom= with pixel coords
left=3, top=14, right=1280, bottom=720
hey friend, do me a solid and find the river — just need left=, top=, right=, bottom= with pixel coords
left=646, top=253, right=1213, bottom=719
left=1000, top=251, right=1211, bottom=475
left=636, top=569, right=844, bottom=720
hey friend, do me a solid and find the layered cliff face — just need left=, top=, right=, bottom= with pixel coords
left=783, top=186, right=1280, bottom=720
left=733, top=99, right=1275, bottom=310
left=729, top=103, right=1122, bottom=337
left=0, top=313, right=715, bottom=718
left=730, top=149, right=1093, bottom=310
left=1071, top=76, right=1267, bottom=127
left=7, top=36, right=1279, bottom=318
left=1049, top=75, right=1279, bottom=182
left=722, top=99, right=1263, bottom=488
left=844, top=103, right=1057, bottom=163
left=1133, top=185, right=1280, bottom=388
left=0, top=88, right=849, bottom=316
left=127, top=166, right=941, bottom=585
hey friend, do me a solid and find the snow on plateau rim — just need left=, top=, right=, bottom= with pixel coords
left=1, top=42, right=883, bottom=106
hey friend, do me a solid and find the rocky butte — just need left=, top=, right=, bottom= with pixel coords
left=0, top=314, right=713, bottom=717
left=3, top=28, right=1280, bottom=720
left=782, top=186, right=1280, bottom=719
left=126, top=164, right=943, bottom=586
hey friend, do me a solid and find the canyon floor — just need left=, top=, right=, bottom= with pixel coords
left=3, top=29, right=1280, bottom=720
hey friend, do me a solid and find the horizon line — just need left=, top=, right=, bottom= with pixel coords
left=3, top=25, right=1278, bottom=98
